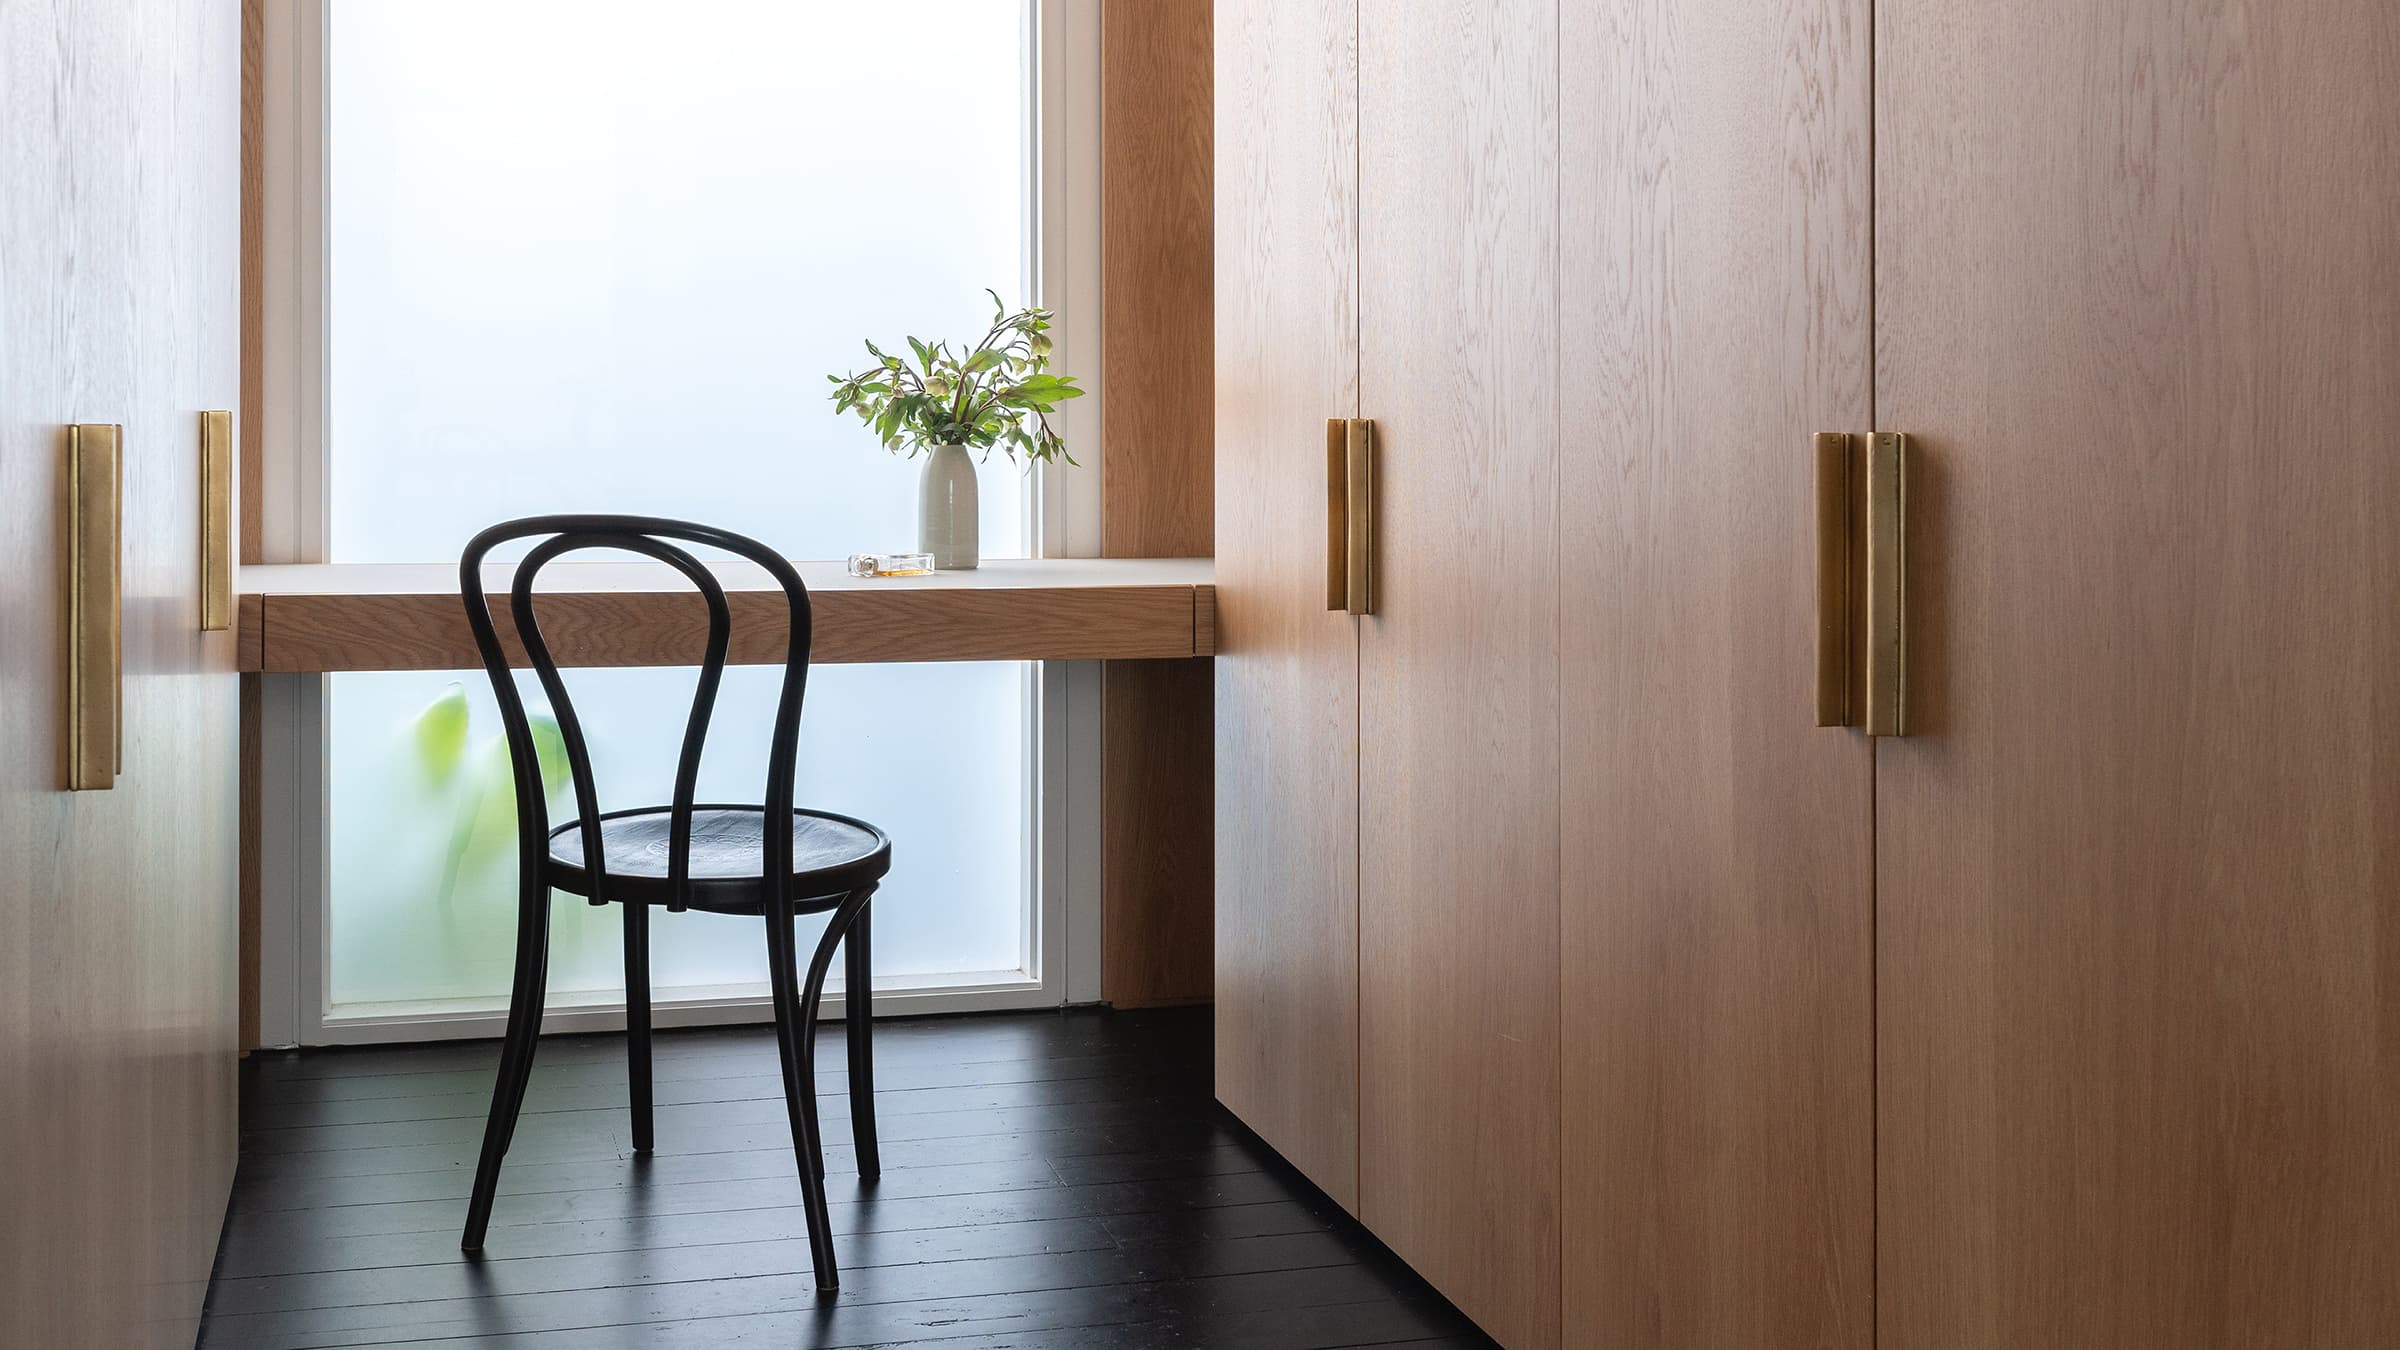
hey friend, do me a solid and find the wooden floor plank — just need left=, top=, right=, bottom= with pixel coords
left=218, top=1170, right=1309, bottom=1279
left=199, top=1009, right=1493, bottom=1349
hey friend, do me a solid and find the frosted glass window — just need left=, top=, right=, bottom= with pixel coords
left=326, top=0, right=1030, bottom=560
left=320, top=2, right=1040, bottom=1011
left=328, top=663, right=1030, bottom=1009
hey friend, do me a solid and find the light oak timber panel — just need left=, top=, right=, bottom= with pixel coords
left=239, top=672, right=263, bottom=1053
left=1101, top=0, right=1214, bottom=562
left=1099, top=0, right=1216, bottom=1011
left=1099, top=657, right=1215, bottom=1008
left=0, top=1, right=242, bottom=1345
left=1876, top=1, right=2400, bottom=1345
left=1212, top=0, right=1363, bottom=1213
left=1356, top=1, right=1561, bottom=1344
left=1192, top=584, right=1216, bottom=655
left=238, top=0, right=263, bottom=565
left=238, top=563, right=1215, bottom=672
left=1556, top=0, right=1876, bottom=1346
left=237, top=592, right=265, bottom=672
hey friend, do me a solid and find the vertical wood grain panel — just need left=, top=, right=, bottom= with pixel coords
left=239, top=0, right=263, bottom=566
left=1356, top=2, right=1560, bottom=1343
left=0, top=2, right=243, bottom=1345
left=1556, top=0, right=1876, bottom=1344
left=1212, top=0, right=1362, bottom=1211
left=1101, top=0, right=1215, bottom=562
left=1877, top=2, right=2400, bottom=1345
left=1099, top=0, right=1217, bottom=1010
left=1100, top=659, right=1214, bottom=1006
left=239, top=672, right=262, bottom=1051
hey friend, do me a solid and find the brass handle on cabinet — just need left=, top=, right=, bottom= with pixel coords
left=201, top=410, right=233, bottom=631
left=1326, top=417, right=1375, bottom=615
left=66, top=424, right=123, bottom=790
left=1343, top=419, right=1373, bottom=616
left=1326, top=420, right=1349, bottom=611
left=1813, top=433, right=1854, bottom=727
left=1814, top=430, right=1907, bottom=736
left=1862, top=432, right=1907, bottom=737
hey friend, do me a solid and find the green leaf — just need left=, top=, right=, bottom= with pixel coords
left=413, top=682, right=470, bottom=777
left=527, top=712, right=570, bottom=793
left=468, top=735, right=521, bottom=854
left=824, top=288, right=1081, bottom=459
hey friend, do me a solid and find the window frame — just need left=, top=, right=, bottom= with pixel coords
left=251, top=0, right=1108, bottom=1046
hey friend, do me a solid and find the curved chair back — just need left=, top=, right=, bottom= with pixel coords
left=458, top=515, right=813, bottom=915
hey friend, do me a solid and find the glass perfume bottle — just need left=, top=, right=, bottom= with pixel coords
left=846, top=552, right=935, bottom=578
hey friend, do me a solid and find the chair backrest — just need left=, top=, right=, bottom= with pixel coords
left=459, top=515, right=813, bottom=914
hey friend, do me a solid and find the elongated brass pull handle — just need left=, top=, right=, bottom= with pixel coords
left=1343, top=419, right=1374, bottom=615
left=67, top=424, right=123, bottom=790
left=201, top=410, right=233, bottom=631
left=1326, top=419, right=1349, bottom=611
left=1814, top=433, right=1854, bottom=726
left=1863, top=432, right=1908, bottom=736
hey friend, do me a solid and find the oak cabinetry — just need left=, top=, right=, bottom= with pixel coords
left=1556, top=0, right=1876, bottom=1344
left=1212, top=0, right=1364, bottom=1214
left=1355, top=3, right=1562, bottom=1346
left=1215, top=0, right=2396, bottom=1347
left=1872, top=1, right=2400, bottom=1344
left=0, top=3, right=242, bottom=1346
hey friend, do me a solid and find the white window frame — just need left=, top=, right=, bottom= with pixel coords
left=253, top=0, right=1107, bottom=1046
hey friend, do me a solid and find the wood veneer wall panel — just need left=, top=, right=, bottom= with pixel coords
left=240, top=673, right=262, bottom=1053
left=0, top=2, right=242, bottom=1344
left=1211, top=0, right=1361, bottom=1210
left=239, top=590, right=263, bottom=1048
left=1355, top=2, right=1561, bottom=1343
left=1875, top=2, right=2400, bottom=1344
left=239, top=0, right=263, bottom=565
left=1100, top=658, right=1215, bottom=1007
left=1100, top=0, right=1216, bottom=1010
left=1101, top=0, right=1214, bottom=561
left=1557, top=0, right=1876, bottom=1345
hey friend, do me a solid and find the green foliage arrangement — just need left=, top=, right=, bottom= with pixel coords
left=827, top=291, right=1084, bottom=464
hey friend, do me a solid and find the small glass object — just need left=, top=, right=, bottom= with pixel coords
left=846, top=551, right=936, bottom=578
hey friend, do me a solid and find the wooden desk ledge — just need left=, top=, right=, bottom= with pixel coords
left=236, top=558, right=1216, bottom=673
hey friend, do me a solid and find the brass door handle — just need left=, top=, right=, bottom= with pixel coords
left=1343, top=419, right=1373, bottom=615
left=1325, top=418, right=1375, bottom=615
left=201, top=410, right=233, bottom=631
left=1813, top=433, right=1855, bottom=727
left=1326, top=420, right=1349, bottom=611
left=1814, top=431, right=1906, bottom=736
left=67, top=424, right=123, bottom=789
left=1862, top=432, right=1907, bottom=737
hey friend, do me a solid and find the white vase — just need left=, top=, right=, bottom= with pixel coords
left=918, top=442, right=980, bottom=570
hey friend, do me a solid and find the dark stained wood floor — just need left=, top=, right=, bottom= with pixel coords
left=201, top=1007, right=1497, bottom=1349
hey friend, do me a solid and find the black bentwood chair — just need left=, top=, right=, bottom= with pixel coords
left=456, top=515, right=890, bottom=1293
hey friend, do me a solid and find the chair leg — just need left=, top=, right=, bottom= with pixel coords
left=463, top=882, right=552, bottom=1251
left=764, top=889, right=873, bottom=1294
left=843, top=898, right=880, bottom=1180
left=622, top=900, right=654, bottom=1153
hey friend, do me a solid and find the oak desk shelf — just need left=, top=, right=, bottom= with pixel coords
left=235, top=558, right=1217, bottom=673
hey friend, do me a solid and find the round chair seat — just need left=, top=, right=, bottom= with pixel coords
left=544, top=805, right=891, bottom=914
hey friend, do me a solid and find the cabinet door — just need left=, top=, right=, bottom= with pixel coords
left=0, top=2, right=241, bottom=1346
left=1557, top=0, right=1877, bottom=1346
left=1355, top=3, right=1560, bottom=1345
left=1876, top=2, right=2400, bottom=1345
left=1212, top=0, right=1362, bottom=1211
